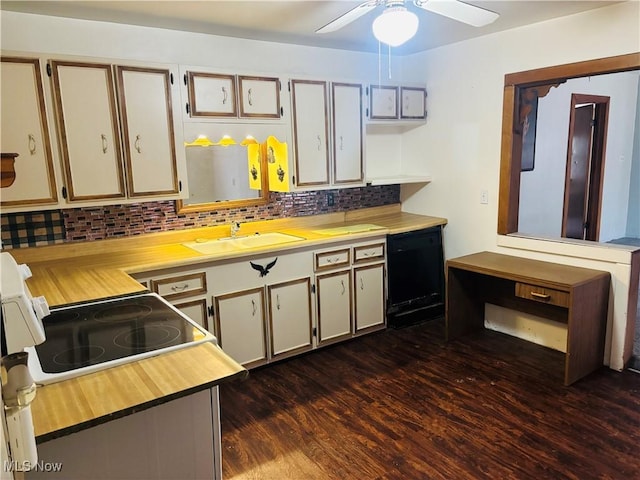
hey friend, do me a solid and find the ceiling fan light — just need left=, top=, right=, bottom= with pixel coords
left=372, top=6, right=419, bottom=47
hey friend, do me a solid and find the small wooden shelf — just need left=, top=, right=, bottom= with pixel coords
left=1, top=152, right=18, bottom=187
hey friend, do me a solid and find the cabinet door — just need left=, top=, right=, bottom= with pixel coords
left=0, top=57, right=58, bottom=207
left=268, top=277, right=313, bottom=358
left=332, top=83, right=363, bottom=185
left=238, top=76, right=280, bottom=119
left=214, top=288, right=267, bottom=368
left=316, top=270, right=352, bottom=345
left=354, top=263, right=386, bottom=333
left=116, top=66, right=179, bottom=196
left=291, top=80, right=330, bottom=186
left=51, top=60, right=125, bottom=201
left=370, top=85, right=398, bottom=120
left=187, top=72, right=236, bottom=117
left=400, top=87, right=427, bottom=119
left=174, top=298, right=209, bottom=331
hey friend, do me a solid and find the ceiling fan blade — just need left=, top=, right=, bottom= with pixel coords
left=414, top=0, right=499, bottom=27
left=316, top=0, right=382, bottom=34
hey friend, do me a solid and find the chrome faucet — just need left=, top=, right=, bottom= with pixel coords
left=230, top=222, right=241, bottom=238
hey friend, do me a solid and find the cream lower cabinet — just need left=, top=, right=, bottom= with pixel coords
left=316, top=269, right=352, bottom=346
left=210, top=251, right=313, bottom=368
left=353, top=242, right=386, bottom=334
left=268, top=277, right=313, bottom=357
left=132, top=268, right=210, bottom=331
left=313, top=238, right=386, bottom=343
left=314, top=246, right=352, bottom=346
left=354, top=263, right=385, bottom=333
left=213, top=288, right=267, bottom=368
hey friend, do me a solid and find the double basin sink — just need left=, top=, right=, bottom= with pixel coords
left=183, top=232, right=306, bottom=255
left=182, top=224, right=384, bottom=256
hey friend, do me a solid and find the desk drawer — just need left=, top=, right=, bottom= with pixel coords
left=515, top=282, right=569, bottom=308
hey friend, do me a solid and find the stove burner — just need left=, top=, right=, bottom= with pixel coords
left=113, top=325, right=182, bottom=350
left=94, top=304, right=152, bottom=323
left=32, top=293, right=215, bottom=380
left=53, top=345, right=106, bottom=366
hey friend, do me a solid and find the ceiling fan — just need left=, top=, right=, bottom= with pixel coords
left=317, top=0, right=499, bottom=47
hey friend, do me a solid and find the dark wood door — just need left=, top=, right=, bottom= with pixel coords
left=563, top=104, right=594, bottom=239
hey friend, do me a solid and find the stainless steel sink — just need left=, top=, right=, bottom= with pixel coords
left=183, top=232, right=305, bottom=255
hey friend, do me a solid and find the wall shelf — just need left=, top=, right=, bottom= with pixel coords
left=365, top=175, right=432, bottom=186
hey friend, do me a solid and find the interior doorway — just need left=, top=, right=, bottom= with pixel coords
left=562, top=94, right=610, bottom=241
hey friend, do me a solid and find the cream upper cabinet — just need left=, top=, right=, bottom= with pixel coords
left=238, top=76, right=281, bottom=119
left=332, top=82, right=363, bottom=185
left=186, top=72, right=237, bottom=118
left=0, top=56, right=58, bottom=207
left=51, top=60, right=125, bottom=201
left=50, top=59, right=183, bottom=203
left=291, top=79, right=330, bottom=187
left=400, top=87, right=427, bottom=119
left=116, top=66, right=179, bottom=196
left=290, top=79, right=364, bottom=188
left=369, top=85, right=398, bottom=120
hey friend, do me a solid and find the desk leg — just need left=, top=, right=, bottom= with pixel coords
left=565, top=278, right=609, bottom=385
left=446, top=267, right=486, bottom=341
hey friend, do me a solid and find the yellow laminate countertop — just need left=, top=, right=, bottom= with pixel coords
left=6, top=205, right=446, bottom=441
left=10, top=205, right=447, bottom=307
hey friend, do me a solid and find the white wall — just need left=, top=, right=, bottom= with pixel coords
left=0, top=10, right=395, bottom=82
left=518, top=72, right=639, bottom=241
left=628, top=79, right=640, bottom=238
left=399, top=1, right=640, bottom=371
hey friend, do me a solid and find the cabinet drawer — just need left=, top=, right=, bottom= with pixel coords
left=353, top=243, right=385, bottom=263
left=515, top=283, right=569, bottom=308
left=314, top=248, right=351, bottom=271
left=151, top=272, right=207, bottom=300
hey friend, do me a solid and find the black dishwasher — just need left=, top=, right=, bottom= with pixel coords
left=386, top=226, right=445, bottom=328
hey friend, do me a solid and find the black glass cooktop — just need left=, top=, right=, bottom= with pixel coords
left=35, top=293, right=206, bottom=374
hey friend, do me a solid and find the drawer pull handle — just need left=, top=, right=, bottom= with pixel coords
left=171, top=284, right=189, bottom=292
left=341, top=280, right=345, bottom=295
left=101, top=134, right=108, bottom=154
left=251, top=299, right=256, bottom=316
left=530, top=292, right=551, bottom=300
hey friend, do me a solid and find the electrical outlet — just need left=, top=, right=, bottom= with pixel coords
left=327, top=192, right=335, bottom=206
left=480, top=190, right=489, bottom=205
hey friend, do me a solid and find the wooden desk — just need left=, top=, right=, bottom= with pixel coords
left=446, top=251, right=610, bottom=385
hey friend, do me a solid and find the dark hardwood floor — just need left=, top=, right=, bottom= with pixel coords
left=219, top=319, right=640, bottom=480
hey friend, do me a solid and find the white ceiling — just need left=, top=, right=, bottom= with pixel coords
left=0, top=1, right=624, bottom=55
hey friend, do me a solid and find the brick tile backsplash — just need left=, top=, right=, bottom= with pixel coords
left=1, top=185, right=400, bottom=249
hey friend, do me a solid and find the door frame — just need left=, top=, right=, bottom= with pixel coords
left=561, top=93, right=610, bottom=240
